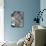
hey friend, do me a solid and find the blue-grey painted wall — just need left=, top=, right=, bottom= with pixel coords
left=40, top=0, right=46, bottom=27
left=4, top=0, right=40, bottom=42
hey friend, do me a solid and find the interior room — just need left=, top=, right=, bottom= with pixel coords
left=0, top=0, right=46, bottom=46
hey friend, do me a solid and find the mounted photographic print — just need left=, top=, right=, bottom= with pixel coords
left=11, top=11, right=24, bottom=27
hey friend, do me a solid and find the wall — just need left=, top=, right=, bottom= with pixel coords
left=0, top=0, right=4, bottom=42
left=40, top=0, right=46, bottom=27
left=4, top=0, right=40, bottom=42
